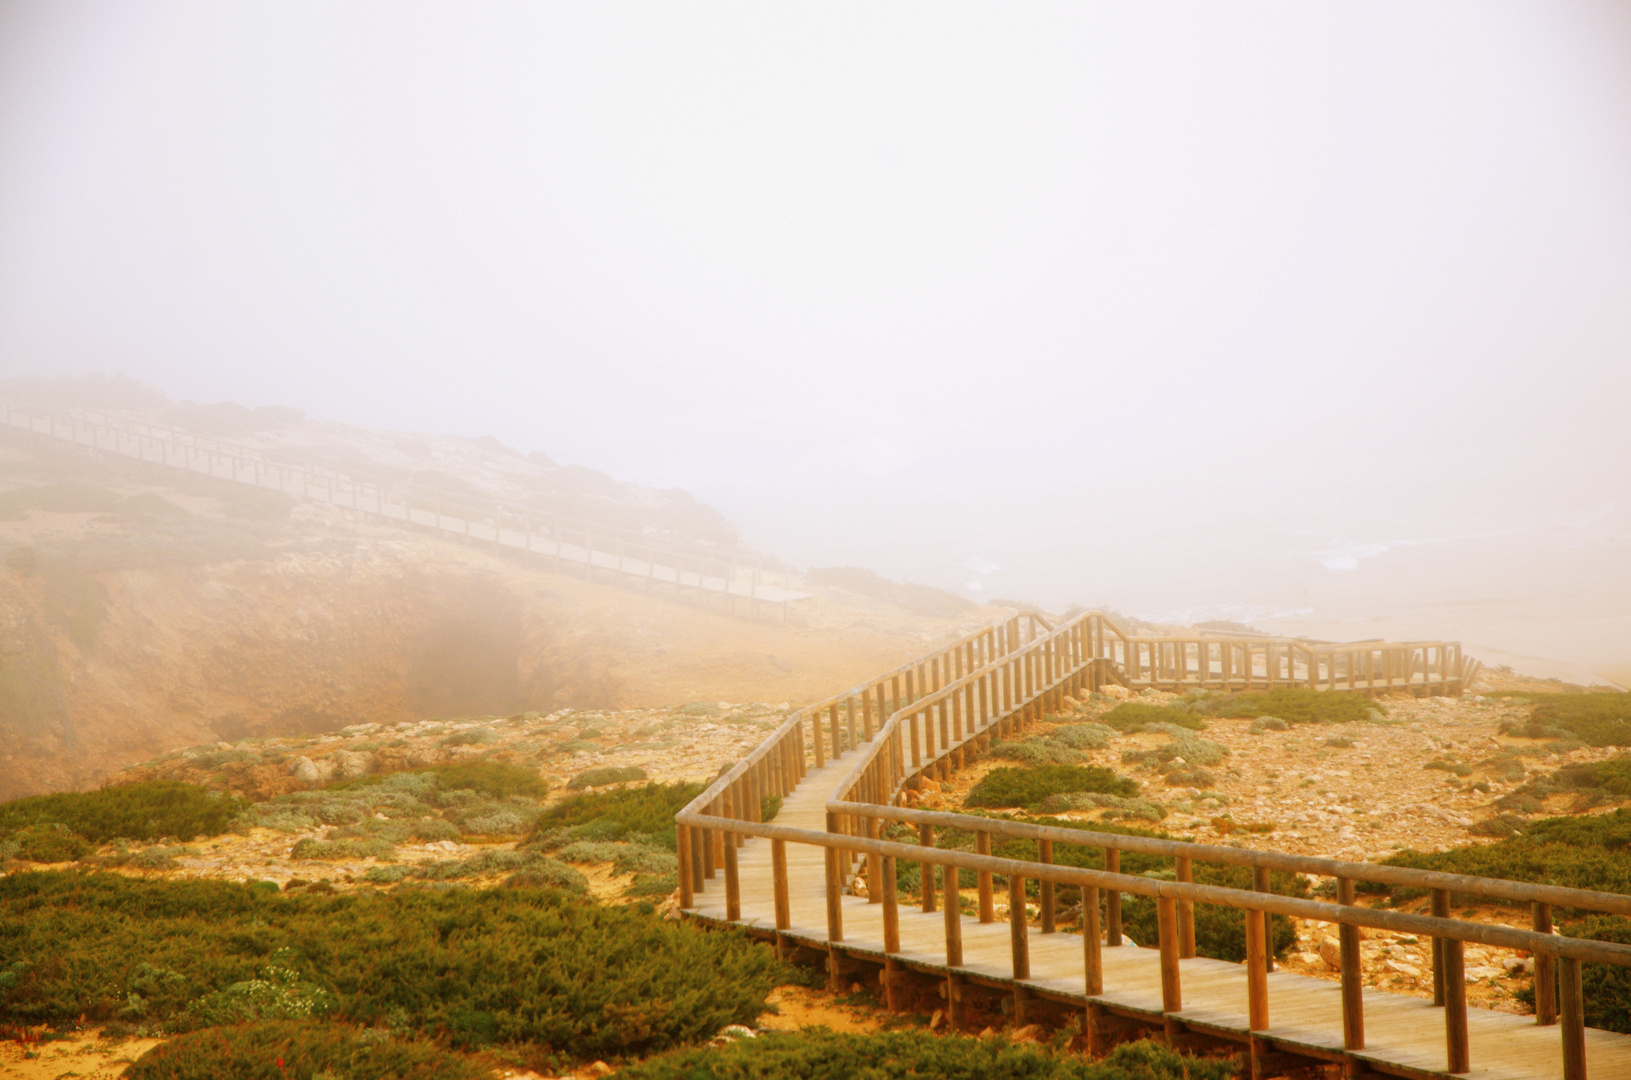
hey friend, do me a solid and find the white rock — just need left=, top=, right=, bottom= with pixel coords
left=289, top=756, right=320, bottom=782
left=1384, top=960, right=1421, bottom=977
left=1466, top=966, right=1503, bottom=982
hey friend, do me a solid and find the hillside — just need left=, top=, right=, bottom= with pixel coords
left=0, top=381, right=995, bottom=798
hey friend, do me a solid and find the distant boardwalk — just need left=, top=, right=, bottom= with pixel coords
left=680, top=612, right=1622, bottom=1080
left=0, top=401, right=807, bottom=613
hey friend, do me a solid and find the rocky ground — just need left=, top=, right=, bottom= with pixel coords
left=919, top=670, right=1615, bottom=1015
left=4, top=668, right=1617, bottom=1075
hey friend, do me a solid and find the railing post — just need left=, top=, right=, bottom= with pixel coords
left=867, top=818, right=883, bottom=905
left=1559, top=956, right=1586, bottom=1080
left=1534, top=901, right=1558, bottom=1024
left=1158, top=893, right=1181, bottom=1013
left=772, top=839, right=790, bottom=930
left=824, top=815, right=844, bottom=945
left=1431, top=887, right=1450, bottom=1005
left=882, top=855, right=900, bottom=953
left=813, top=712, right=825, bottom=770
left=1010, top=873, right=1030, bottom=979
left=1104, top=848, right=1122, bottom=946
left=919, top=824, right=936, bottom=912
left=1245, top=902, right=1269, bottom=1031
left=1039, top=839, right=1055, bottom=933
left=1337, top=877, right=1364, bottom=1051
left=677, top=822, right=693, bottom=908
left=1443, top=935, right=1469, bottom=1073
left=943, top=858, right=963, bottom=966
left=976, top=831, right=995, bottom=922
left=1254, top=865, right=1275, bottom=971
left=1084, top=884, right=1103, bottom=995
left=689, top=825, right=704, bottom=892
left=723, top=819, right=740, bottom=922
left=1175, top=856, right=1194, bottom=958
left=830, top=702, right=842, bottom=758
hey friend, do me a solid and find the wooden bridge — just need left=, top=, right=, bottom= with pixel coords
left=0, top=400, right=808, bottom=613
left=678, top=612, right=1625, bottom=1079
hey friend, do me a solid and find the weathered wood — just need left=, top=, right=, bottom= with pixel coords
left=919, top=823, right=936, bottom=912
left=1245, top=905, right=1268, bottom=1030
left=1157, top=895, right=1181, bottom=1012
left=677, top=822, right=693, bottom=908
left=1338, top=876, right=1364, bottom=1050
left=1010, top=874, right=1030, bottom=979
left=882, top=856, right=900, bottom=953
left=1039, top=839, right=1056, bottom=934
left=1443, top=937, right=1469, bottom=1073
left=1174, top=855, right=1194, bottom=958
left=1084, top=884, right=1103, bottom=995
left=943, top=861, right=963, bottom=966
left=1105, top=848, right=1122, bottom=946
left=1534, top=901, right=1558, bottom=1025
left=772, top=839, right=790, bottom=929
left=976, top=831, right=995, bottom=922
left=1559, top=956, right=1586, bottom=1080
left=1431, top=888, right=1450, bottom=1006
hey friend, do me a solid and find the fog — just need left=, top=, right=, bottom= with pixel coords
left=2, top=2, right=1629, bottom=684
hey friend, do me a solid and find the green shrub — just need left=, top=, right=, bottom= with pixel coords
left=1039, top=792, right=1170, bottom=821
left=1164, top=768, right=1217, bottom=788
left=1103, top=703, right=1205, bottom=733
left=1051, top=723, right=1116, bottom=749
left=1372, top=810, right=1631, bottom=904
left=1248, top=717, right=1288, bottom=734
left=965, top=766, right=1138, bottom=808
left=0, top=781, right=243, bottom=844
left=1121, top=728, right=1227, bottom=772
left=530, top=782, right=703, bottom=851
left=1513, top=693, right=1631, bottom=747
left=1121, top=865, right=1304, bottom=962
left=289, top=838, right=394, bottom=861
left=1545, top=916, right=1631, bottom=1033
left=0, top=871, right=778, bottom=1060
left=414, top=851, right=587, bottom=889
left=761, top=793, right=782, bottom=821
left=619, top=1030, right=1238, bottom=1080
left=1323, top=736, right=1355, bottom=749
left=678, top=702, right=720, bottom=716
left=126, top=1020, right=490, bottom=1080
left=1424, top=760, right=1473, bottom=777
left=1, top=823, right=90, bottom=863
left=567, top=766, right=648, bottom=790
left=1199, top=687, right=1375, bottom=725
left=992, top=738, right=1086, bottom=766
left=331, top=762, right=548, bottom=801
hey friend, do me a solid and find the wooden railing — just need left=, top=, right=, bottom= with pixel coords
left=1122, top=633, right=1477, bottom=697
left=0, top=400, right=806, bottom=608
left=677, top=610, right=1619, bottom=1079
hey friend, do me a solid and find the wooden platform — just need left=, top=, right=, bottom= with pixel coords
left=686, top=747, right=1631, bottom=1079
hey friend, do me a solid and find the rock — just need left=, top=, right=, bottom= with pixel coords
left=719, top=1025, right=757, bottom=1040
left=919, top=777, right=942, bottom=793
left=332, top=749, right=374, bottom=778
left=1502, top=957, right=1534, bottom=976
left=1466, top=966, right=1503, bottom=982
left=289, top=756, right=320, bottom=782
left=978, top=1026, right=998, bottom=1038
left=1011, top=1024, right=1045, bottom=1044
left=1294, top=951, right=1321, bottom=966
left=1318, top=937, right=1342, bottom=970
left=1384, top=960, right=1421, bottom=978
left=929, top=1008, right=944, bottom=1030
left=587, top=1062, right=613, bottom=1077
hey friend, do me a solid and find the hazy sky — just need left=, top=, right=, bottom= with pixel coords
left=2, top=2, right=1629, bottom=676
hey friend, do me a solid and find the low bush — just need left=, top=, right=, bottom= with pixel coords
left=992, top=738, right=1086, bottom=767
left=1121, top=728, right=1227, bottom=773
left=125, top=1020, right=491, bottom=1079
left=1103, top=703, right=1206, bottom=733
left=0, top=781, right=243, bottom=845
left=619, top=1030, right=1238, bottom=1080
left=1248, top=717, right=1288, bottom=734
left=1506, top=693, right=1631, bottom=747
left=1051, top=723, right=1117, bottom=749
left=0, top=824, right=90, bottom=863
left=1121, top=865, right=1303, bottom=961
left=1198, top=687, right=1376, bottom=725
left=1372, top=810, right=1631, bottom=904
left=529, top=782, right=703, bottom=851
left=1038, top=792, right=1169, bottom=821
left=331, top=762, right=547, bottom=801
left=567, top=766, right=648, bottom=790
left=966, top=766, right=1138, bottom=808
left=414, top=851, right=587, bottom=890
left=1424, top=760, right=1473, bottom=777
left=0, top=871, right=778, bottom=1061
left=289, top=838, right=394, bottom=861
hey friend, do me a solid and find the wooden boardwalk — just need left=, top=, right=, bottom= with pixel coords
left=689, top=746, right=1631, bottom=1079
left=0, top=401, right=807, bottom=609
